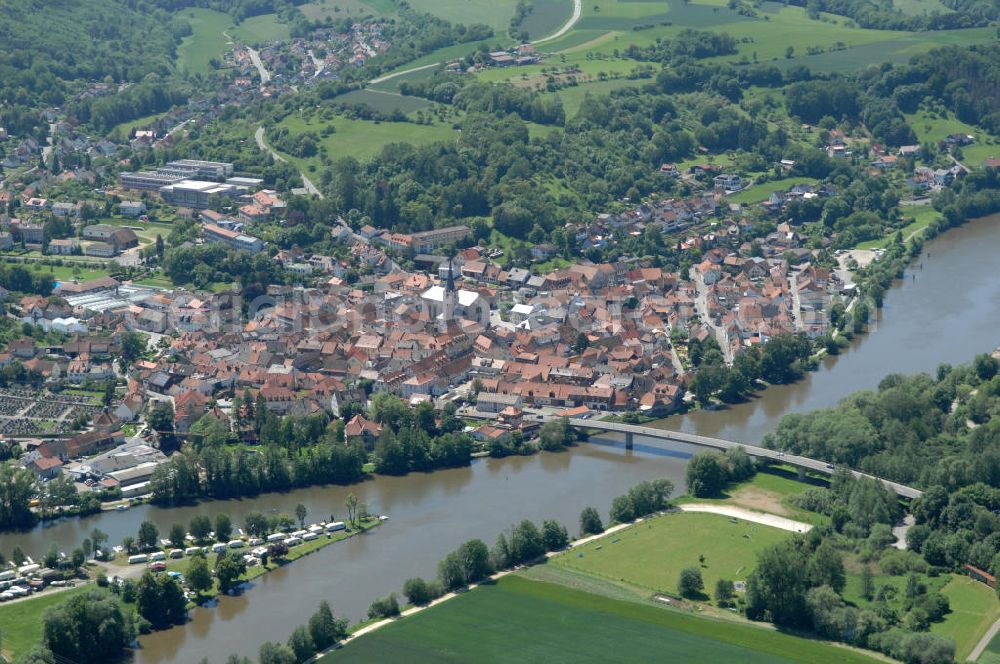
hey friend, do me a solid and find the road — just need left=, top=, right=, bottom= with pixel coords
left=307, top=49, right=325, bottom=77
left=368, top=0, right=582, bottom=86
left=254, top=126, right=324, bottom=198
left=247, top=47, right=271, bottom=84
left=691, top=268, right=734, bottom=363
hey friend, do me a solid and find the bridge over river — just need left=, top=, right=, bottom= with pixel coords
left=468, top=411, right=922, bottom=500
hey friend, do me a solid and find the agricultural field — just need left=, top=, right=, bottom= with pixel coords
left=300, top=0, right=386, bottom=20
left=905, top=108, right=1000, bottom=167
left=175, top=8, right=233, bottom=75
left=230, top=13, right=291, bottom=44
left=326, top=575, right=883, bottom=663
left=550, top=511, right=790, bottom=599
left=272, top=114, right=458, bottom=168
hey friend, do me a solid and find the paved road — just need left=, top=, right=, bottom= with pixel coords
left=254, top=126, right=324, bottom=198
left=691, top=268, right=733, bottom=363
left=563, top=418, right=923, bottom=499
left=368, top=0, right=582, bottom=86
left=247, top=47, right=271, bottom=84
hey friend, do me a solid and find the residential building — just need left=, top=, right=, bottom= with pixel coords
left=203, top=223, right=265, bottom=253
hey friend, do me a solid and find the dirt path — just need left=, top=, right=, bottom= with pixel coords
left=677, top=503, right=813, bottom=534
left=969, top=616, right=1000, bottom=661
left=255, top=126, right=323, bottom=198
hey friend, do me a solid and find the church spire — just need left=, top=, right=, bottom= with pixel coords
left=446, top=256, right=456, bottom=293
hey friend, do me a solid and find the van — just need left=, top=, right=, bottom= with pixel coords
left=266, top=533, right=285, bottom=543
left=149, top=551, right=166, bottom=562
left=169, top=549, right=184, bottom=559
left=211, top=543, right=227, bottom=554
left=185, top=547, right=202, bottom=556
left=227, top=540, right=245, bottom=549
left=128, top=554, right=148, bottom=564
left=302, top=532, right=319, bottom=542
left=285, top=536, right=302, bottom=547
left=325, top=521, right=346, bottom=532
left=0, top=570, right=16, bottom=582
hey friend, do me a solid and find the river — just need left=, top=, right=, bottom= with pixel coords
left=2, top=214, right=999, bottom=663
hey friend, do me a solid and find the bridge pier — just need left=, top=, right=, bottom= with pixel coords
left=625, top=431, right=634, bottom=450
left=797, top=466, right=806, bottom=481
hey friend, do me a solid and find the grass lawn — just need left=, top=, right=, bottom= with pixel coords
left=550, top=511, right=791, bottom=599
left=982, top=627, right=1000, bottom=664
left=300, top=0, right=384, bottom=21
left=111, top=110, right=172, bottom=137
left=273, top=114, right=458, bottom=168
left=176, top=8, right=232, bottom=75
left=326, top=575, right=883, bottom=663
left=335, top=89, right=432, bottom=115
left=12, top=261, right=113, bottom=283
left=931, top=575, right=1000, bottom=661
left=230, top=13, right=290, bottom=44
left=729, top=177, right=818, bottom=205
left=673, top=466, right=831, bottom=526
left=0, top=585, right=92, bottom=660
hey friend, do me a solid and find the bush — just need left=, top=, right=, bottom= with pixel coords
left=403, top=577, right=434, bottom=606
left=367, top=593, right=400, bottom=620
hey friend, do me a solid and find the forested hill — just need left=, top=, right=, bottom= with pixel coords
left=0, top=0, right=187, bottom=129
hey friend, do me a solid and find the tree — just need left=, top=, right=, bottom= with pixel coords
left=90, top=528, right=108, bottom=552
left=215, top=550, right=247, bottom=594
left=137, top=520, right=159, bottom=551
left=155, top=234, right=165, bottom=261
left=509, top=520, right=545, bottom=564
left=43, top=589, right=131, bottom=664
left=685, top=452, right=729, bottom=497
left=215, top=513, right=233, bottom=542
left=147, top=401, right=175, bottom=437
left=403, top=577, right=434, bottom=606
left=136, top=571, right=186, bottom=629
left=538, top=418, right=572, bottom=451
left=71, top=548, right=85, bottom=571
left=458, top=539, right=492, bottom=583
left=287, top=625, right=315, bottom=663
left=190, top=515, right=212, bottom=542
left=187, top=554, right=213, bottom=600
left=168, top=523, right=186, bottom=549
left=862, top=565, right=875, bottom=601
left=541, top=520, right=569, bottom=551
left=309, top=601, right=347, bottom=650
left=438, top=551, right=466, bottom=591
left=345, top=493, right=359, bottom=527
left=580, top=506, right=604, bottom=536
left=0, top=464, right=37, bottom=529
left=12, top=546, right=26, bottom=565
left=259, top=642, right=297, bottom=664
left=490, top=533, right=512, bottom=570
left=609, top=494, right=635, bottom=523
left=245, top=511, right=269, bottom=538
left=268, top=541, right=290, bottom=561
left=715, top=578, right=735, bottom=605
left=122, top=536, right=136, bottom=555
left=678, top=567, right=704, bottom=598
left=295, top=503, right=308, bottom=528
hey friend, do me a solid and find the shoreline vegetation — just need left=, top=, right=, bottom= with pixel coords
left=0, top=515, right=382, bottom=662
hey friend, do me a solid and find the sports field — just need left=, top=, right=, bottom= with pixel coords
left=325, top=575, right=883, bottom=663
left=550, top=511, right=790, bottom=598
left=176, top=8, right=232, bottom=75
